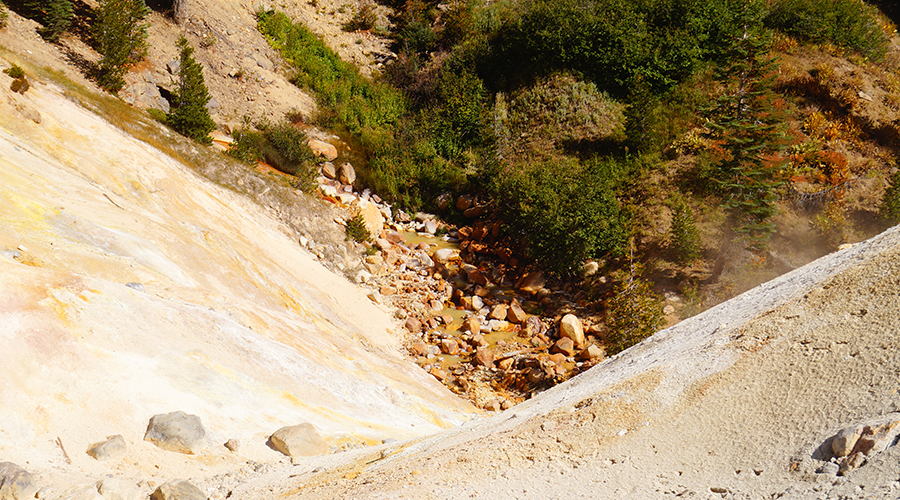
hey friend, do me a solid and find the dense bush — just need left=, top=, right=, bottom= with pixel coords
left=497, top=156, right=630, bottom=276
left=167, top=36, right=216, bottom=143
left=765, top=0, right=889, bottom=60
left=343, top=0, right=378, bottom=32
left=483, top=0, right=739, bottom=96
left=229, top=120, right=318, bottom=191
left=93, top=0, right=151, bottom=93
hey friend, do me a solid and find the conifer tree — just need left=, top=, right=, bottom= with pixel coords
left=94, top=0, right=151, bottom=92
left=167, top=36, right=216, bottom=144
left=26, top=0, right=73, bottom=41
left=705, top=4, right=787, bottom=251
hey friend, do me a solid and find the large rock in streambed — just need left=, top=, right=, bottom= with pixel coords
left=150, top=480, right=206, bottom=500
left=559, top=314, right=585, bottom=347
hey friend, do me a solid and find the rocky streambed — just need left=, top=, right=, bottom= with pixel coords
left=314, top=165, right=612, bottom=410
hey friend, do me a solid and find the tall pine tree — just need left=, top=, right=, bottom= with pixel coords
left=705, top=3, right=787, bottom=251
left=26, top=0, right=73, bottom=41
left=167, top=36, right=215, bottom=144
left=94, top=0, right=151, bottom=92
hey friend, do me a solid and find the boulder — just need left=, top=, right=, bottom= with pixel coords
left=490, top=304, right=508, bottom=321
left=832, top=425, right=863, bottom=457
left=466, top=269, right=489, bottom=286
left=440, top=338, right=459, bottom=355
left=0, top=462, right=37, bottom=500
left=97, top=477, right=142, bottom=500
left=404, top=317, right=422, bottom=333
left=474, top=347, right=494, bottom=367
left=321, top=162, right=337, bottom=179
left=269, top=424, right=328, bottom=457
left=559, top=314, right=585, bottom=347
left=86, top=434, right=127, bottom=461
left=551, top=337, right=576, bottom=357
left=517, top=272, right=546, bottom=293
left=576, top=344, right=604, bottom=361
left=339, top=162, right=356, bottom=185
left=456, top=195, right=473, bottom=211
left=433, top=248, right=459, bottom=263
left=852, top=419, right=900, bottom=456
left=150, top=480, right=206, bottom=500
left=144, top=411, right=208, bottom=454
left=507, top=302, right=528, bottom=324
left=435, top=192, right=452, bottom=210
left=354, top=200, right=384, bottom=238
left=308, top=139, right=338, bottom=161
left=463, top=317, right=481, bottom=335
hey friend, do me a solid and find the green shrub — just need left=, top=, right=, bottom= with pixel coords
left=880, top=169, right=900, bottom=223
left=0, top=2, right=9, bottom=30
left=346, top=211, right=371, bottom=242
left=3, top=63, right=24, bottom=79
left=508, top=73, right=625, bottom=152
left=146, top=108, right=167, bottom=123
left=605, top=264, right=664, bottom=355
left=765, top=0, right=889, bottom=61
left=93, top=0, right=151, bottom=93
left=229, top=120, right=318, bottom=192
left=167, top=36, right=216, bottom=144
left=497, top=156, right=630, bottom=276
left=343, top=0, right=377, bottom=32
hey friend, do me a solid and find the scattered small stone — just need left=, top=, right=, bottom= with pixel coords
left=97, top=477, right=141, bottom=500
left=710, top=486, right=728, bottom=494
left=307, top=139, right=338, bottom=161
left=404, top=317, right=422, bottom=333
left=150, top=480, right=206, bottom=500
left=663, top=304, right=675, bottom=315
left=474, top=347, right=494, bottom=367
left=144, top=411, right=208, bottom=455
left=0, top=462, right=37, bottom=500
left=440, top=338, right=459, bottom=355
left=490, top=304, right=508, bottom=321
left=125, top=282, right=145, bottom=292
left=484, top=399, right=501, bottom=412
left=86, top=434, right=126, bottom=461
left=817, top=462, right=839, bottom=475
left=552, top=337, right=576, bottom=357
left=224, top=439, right=239, bottom=452
left=269, top=424, right=328, bottom=457
left=339, top=162, right=356, bottom=185
left=501, top=400, right=514, bottom=410
left=576, top=345, right=604, bottom=361
left=507, top=302, right=527, bottom=324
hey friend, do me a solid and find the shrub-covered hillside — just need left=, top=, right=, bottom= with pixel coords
left=261, top=0, right=898, bottom=291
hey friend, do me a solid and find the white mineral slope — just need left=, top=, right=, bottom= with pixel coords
left=266, top=226, right=900, bottom=499
left=0, top=74, right=474, bottom=490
